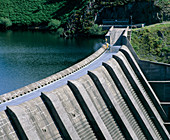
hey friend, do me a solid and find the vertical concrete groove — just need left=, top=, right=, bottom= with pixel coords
left=41, top=93, right=79, bottom=140
left=104, top=58, right=162, bottom=140
left=104, top=65, right=151, bottom=139
left=42, top=85, right=97, bottom=140
left=119, top=46, right=167, bottom=120
left=68, top=80, right=112, bottom=140
left=88, top=69, right=144, bottom=140
left=76, top=75, right=125, bottom=139
left=113, top=51, right=169, bottom=139
left=5, top=97, right=64, bottom=140
left=5, top=107, right=28, bottom=140
left=61, top=86, right=96, bottom=140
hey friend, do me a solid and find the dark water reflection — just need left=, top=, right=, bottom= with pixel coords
left=0, top=31, right=103, bottom=94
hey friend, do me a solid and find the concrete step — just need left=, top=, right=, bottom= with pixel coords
left=117, top=48, right=170, bottom=139
left=42, top=85, right=96, bottom=140
left=6, top=97, right=63, bottom=140
left=76, top=75, right=124, bottom=140
left=89, top=66, right=146, bottom=140
left=0, top=111, right=19, bottom=140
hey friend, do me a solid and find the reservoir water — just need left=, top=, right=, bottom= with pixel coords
left=0, top=31, right=103, bottom=95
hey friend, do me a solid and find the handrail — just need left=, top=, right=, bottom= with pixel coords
left=0, top=45, right=107, bottom=103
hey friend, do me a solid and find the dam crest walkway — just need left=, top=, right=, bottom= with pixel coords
left=0, top=27, right=169, bottom=140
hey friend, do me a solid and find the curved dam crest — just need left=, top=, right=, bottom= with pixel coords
left=0, top=32, right=102, bottom=95
left=0, top=27, right=169, bottom=140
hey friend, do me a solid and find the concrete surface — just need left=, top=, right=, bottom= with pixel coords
left=0, top=27, right=169, bottom=140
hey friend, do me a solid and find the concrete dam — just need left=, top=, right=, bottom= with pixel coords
left=0, top=27, right=169, bottom=140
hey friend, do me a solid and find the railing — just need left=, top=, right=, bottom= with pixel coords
left=102, top=19, right=129, bottom=25
left=0, top=45, right=107, bottom=103
left=105, top=26, right=114, bottom=44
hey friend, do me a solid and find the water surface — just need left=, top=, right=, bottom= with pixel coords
left=0, top=31, right=103, bottom=94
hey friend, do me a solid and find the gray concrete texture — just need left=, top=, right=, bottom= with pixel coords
left=0, top=46, right=106, bottom=103
left=105, top=58, right=162, bottom=140
left=112, top=52, right=168, bottom=139
left=121, top=28, right=170, bottom=102
left=88, top=66, right=146, bottom=140
left=0, top=27, right=169, bottom=139
left=42, top=85, right=96, bottom=140
left=6, top=97, right=63, bottom=140
left=0, top=111, right=18, bottom=140
left=72, top=75, right=124, bottom=139
left=68, top=80, right=113, bottom=140
left=113, top=51, right=169, bottom=137
left=105, top=26, right=125, bottom=45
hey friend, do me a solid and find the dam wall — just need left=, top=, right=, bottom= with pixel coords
left=0, top=45, right=106, bottom=104
left=121, top=27, right=170, bottom=101
left=0, top=27, right=169, bottom=139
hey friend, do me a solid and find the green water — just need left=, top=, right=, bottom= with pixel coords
left=0, top=31, right=103, bottom=94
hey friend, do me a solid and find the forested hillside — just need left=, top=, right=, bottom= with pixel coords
left=131, top=23, right=170, bottom=63
left=0, top=0, right=169, bottom=63
left=0, top=0, right=87, bottom=27
left=0, top=0, right=169, bottom=28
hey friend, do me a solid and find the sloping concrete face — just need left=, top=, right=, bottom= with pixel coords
left=0, top=27, right=169, bottom=139
left=6, top=97, right=63, bottom=140
left=113, top=51, right=169, bottom=136
left=0, top=111, right=18, bottom=140
left=74, top=75, right=124, bottom=139
left=42, top=85, right=96, bottom=140
left=120, top=44, right=170, bottom=101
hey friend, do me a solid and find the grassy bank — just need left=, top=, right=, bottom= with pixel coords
left=131, top=22, right=170, bottom=64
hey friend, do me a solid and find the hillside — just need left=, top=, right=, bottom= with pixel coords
left=0, top=0, right=88, bottom=28
left=131, top=22, right=170, bottom=63
left=0, top=0, right=169, bottom=30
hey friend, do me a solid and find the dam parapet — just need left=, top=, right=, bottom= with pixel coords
left=0, top=27, right=169, bottom=140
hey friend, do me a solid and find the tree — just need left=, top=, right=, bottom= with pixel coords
left=57, top=28, right=64, bottom=36
left=0, top=17, right=12, bottom=30
left=48, top=19, right=61, bottom=30
left=89, top=24, right=103, bottom=35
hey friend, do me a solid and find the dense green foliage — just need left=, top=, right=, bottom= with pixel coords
left=57, top=27, right=64, bottom=36
left=88, top=24, right=105, bottom=36
left=48, top=19, right=61, bottom=30
left=0, top=17, right=12, bottom=29
left=0, top=0, right=169, bottom=38
left=131, top=23, right=170, bottom=63
left=0, top=0, right=168, bottom=27
left=0, top=0, right=88, bottom=27
left=154, top=0, right=169, bottom=7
